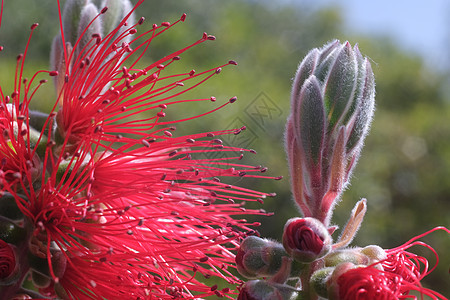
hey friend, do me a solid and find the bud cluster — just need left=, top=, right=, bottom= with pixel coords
left=236, top=40, right=448, bottom=300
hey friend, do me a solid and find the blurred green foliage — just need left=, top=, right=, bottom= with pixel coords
left=0, top=0, right=448, bottom=296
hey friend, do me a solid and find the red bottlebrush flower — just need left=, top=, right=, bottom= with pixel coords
left=328, top=227, right=450, bottom=300
left=0, top=0, right=276, bottom=298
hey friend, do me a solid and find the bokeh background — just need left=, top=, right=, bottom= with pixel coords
left=0, top=0, right=448, bottom=297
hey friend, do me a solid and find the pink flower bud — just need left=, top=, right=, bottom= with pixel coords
left=0, top=240, right=18, bottom=284
left=282, top=217, right=331, bottom=262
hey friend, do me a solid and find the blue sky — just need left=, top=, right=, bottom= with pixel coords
left=302, top=0, right=449, bottom=70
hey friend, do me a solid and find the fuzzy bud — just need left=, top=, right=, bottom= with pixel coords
left=238, top=280, right=298, bottom=300
left=282, top=217, right=331, bottom=263
left=286, top=40, right=375, bottom=225
left=324, top=248, right=369, bottom=267
left=236, top=236, right=290, bottom=279
left=0, top=218, right=27, bottom=246
left=310, top=267, right=334, bottom=298
left=0, top=192, right=24, bottom=221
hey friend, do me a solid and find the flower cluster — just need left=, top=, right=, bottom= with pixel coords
left=236, top=40, right=449, bottom=300
left=0, top=0, right=277, bottom=298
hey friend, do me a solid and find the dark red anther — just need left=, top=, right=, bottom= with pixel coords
left=207, top=132, right=214, bottom=137
left=180, top=13, right=187, bottom=22
left=229, top=96, right=237, bottom=103
left=30, top=23, right=39, bottom=30
left=210, top=96, right=216, bottom=102
left=249, top=149, right=256, bottom=154
left=129, top=28, right=137, bottom=34
left=210, top=285, right=218, bottom=291
left=16, top=54, right=23, bottom=61
left=275, top=176, right=283, bottom=180
left=164, top=130, right=172, bottom=137
left=173, top=56, right=181, bottom=61
left=49, top=71, right=58, bottom=76
left=260, top=167, right=268, bottom=173
left=238, top=171, right=246, bottom=177
left=11, top=91, right=18, bottom=98
left=64, top=74, right=69, bottom=82
left=101, top=7, right=108, bottom=14
left=199, top=257, right=209, bottom=263
left=207, top=35, right=216, bottom=41
left=169, top=150, right=178, bottom=157
left=157, top=112, right=165, bottom=117
left=189, top=69, right=195, bottom=76
left=215, top=68, right=222, bottom=74
left=186, top=138, right=195, bottom=143
left=158, top=104, right=167, bottom=109
left=0, top=46, right=4, bottom=51
left=176, top=82, right=184, bottom=86
left=152, top=24, right=158, bottom=29
left=39, top=79, right=48, bottom=84
left=138, top=17, right=145, bottom=25
left=228, top=60, right=238, bottom=65
left=202, top=32, right=208, bottom=39
left=161, top=22, right=170, bottom=27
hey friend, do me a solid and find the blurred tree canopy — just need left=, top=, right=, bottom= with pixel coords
left=0, top=0, right=448, bottom=296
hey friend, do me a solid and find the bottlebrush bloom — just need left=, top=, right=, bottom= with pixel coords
left=325, top=227, right=450, bottom=300
left=0, top=0, right=277, bottom=298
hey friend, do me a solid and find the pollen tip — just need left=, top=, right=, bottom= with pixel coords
left=31, top=23, right=39, bottom=30
left=161, top=21, right=171, bottom=27
left=229, top=96, right=237, bottom=103
left=138, top=17, right=145, bottom=25
left=181, top=13, right=187, bottom=22
left=49, top=71, right=58, bottom=76
left=101, top=7, right=108, bottom=14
